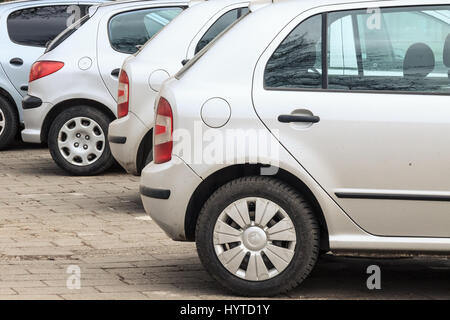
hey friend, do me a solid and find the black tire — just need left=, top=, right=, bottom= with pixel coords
left=0, top=96, right=18, bottom=150
left=48, top=105, right=115, bottom=176
left=196, top=176, right=320, bottom=297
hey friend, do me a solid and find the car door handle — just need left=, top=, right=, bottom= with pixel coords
left=111, top=68, right=120, bottom=77
left=10, top=58, right=23, bottom=66
left=278, top=114, right=320, bottom=123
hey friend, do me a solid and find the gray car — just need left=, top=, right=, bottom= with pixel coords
left=0, top=0, right=104, bottom=150
left=21, top=0, right=188, bottom=176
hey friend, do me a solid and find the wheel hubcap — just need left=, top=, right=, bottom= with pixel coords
left=57, top=117, right=105, bottom=166
left=0, top=109, right=5, bottom=136
left=213, top=197, right=297, bottom=281
left=242, top=227, right=267, bottom=251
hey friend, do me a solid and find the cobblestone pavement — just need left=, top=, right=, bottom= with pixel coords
left=0, top=143, right=449, bottom=300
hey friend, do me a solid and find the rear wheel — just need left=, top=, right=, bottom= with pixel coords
left=196, top=176, right=320, bottom=296
left=0, top=96, right=18, bottom=150
left=48, top=106, right=114, bottom=175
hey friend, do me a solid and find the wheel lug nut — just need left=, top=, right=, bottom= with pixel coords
left=74, top=143, right=79, bottom=147
left=83, top=145, right=88, bottom=150
left=85, top=135, right=90, bottom=140
left=76, top=133, right=81, bottom=138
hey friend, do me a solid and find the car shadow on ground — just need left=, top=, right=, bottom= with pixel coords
left=285, top=254, right=450, bottom=299
left=127, top=254, right=450, bottom=299
left=5, top=140, right=126, bottom=177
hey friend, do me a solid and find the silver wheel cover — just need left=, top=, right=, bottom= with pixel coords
left=57, top=117, right=105, bottom=166
left=0, top=109, right=5, bottom=136
left=213, top=197, right=297, bottom=281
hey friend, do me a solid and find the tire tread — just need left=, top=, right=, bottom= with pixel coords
left=196, top=176, right=320, bottom=297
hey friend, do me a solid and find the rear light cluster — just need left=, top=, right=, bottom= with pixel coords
left=29, top=61, right=64, bottom=82
left=117, top=70, right=129, bottom=119
left=154, top=97, right=173, bottom=164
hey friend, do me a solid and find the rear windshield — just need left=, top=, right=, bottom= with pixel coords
left=8, top=5, right=90, bottom=48
left=45, top=11, right=91, bottom=53
left=176, top=8, right=250, bottom=79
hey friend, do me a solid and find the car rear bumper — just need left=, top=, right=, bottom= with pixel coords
left=21, top=101, right=53, bottom=144
left=108, top=113, right=148, bottom=175
left=140, top=156, right=202, bottom=241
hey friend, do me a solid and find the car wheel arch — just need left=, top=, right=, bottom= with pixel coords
left=41, top=98, right=115, bottom=143
left=184, top=163, right=330, bottom=251
left=0, top=87, right=18, bottom=113
left=136, top=127, right=153, bottom=175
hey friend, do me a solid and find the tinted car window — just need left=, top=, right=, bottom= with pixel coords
left=109, top=7, right=183, bottom=54
left=328, top=6, right=450, bottom=93
left=195, top=7, right=250, bottom=54
left=7, top=5, right=89, bottom=47
left=264, top=14, right=323, bottom=89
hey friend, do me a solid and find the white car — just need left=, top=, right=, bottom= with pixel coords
left=0, top=0, right=103, bottom=150
left=108, top=0, right=253, bottom=175
left=21, top=0, right=188, bottom=175
left=141, top=0, right=450, bottom=296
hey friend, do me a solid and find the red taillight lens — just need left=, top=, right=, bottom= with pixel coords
left=29, top=61, right=64, bottom=82
left=154, top=97, right=173, bottom=164
left=117, top=70, right=129, bottom=118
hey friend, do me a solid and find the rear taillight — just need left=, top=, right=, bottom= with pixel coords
left=117, top=70, right=129, bottom=118
left=154, top=97, right=173, bottom=164
left=29, top=61, right=64, bottom=82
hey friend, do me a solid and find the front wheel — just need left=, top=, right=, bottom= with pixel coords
left=196, top=176, right=320, bottom=296
left=48, top=106, right=115, bottom=176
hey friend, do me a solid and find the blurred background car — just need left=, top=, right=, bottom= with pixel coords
left=108, top=0, right=253, bottom=175
left=0, top=0, right=104, bottom=150
left=21, top=0, right=189, bottom=175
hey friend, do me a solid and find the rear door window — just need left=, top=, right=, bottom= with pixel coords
left=195, top=7, right=250, bottom=54
left=264, top=14, right=323, bottom=89
left=264, top=5, right=450, bottom=94
left=108, top=7, right=184, bottom=54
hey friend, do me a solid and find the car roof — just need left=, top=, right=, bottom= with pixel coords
left=0, top=0, right=107, bottom=14
left=271, top=0, right=448, bottom=10
left=97, top=0, right=189, bottom=9
left=184, top=0, right=449, bottom=77
left=0, top=0, right=105, bottom=6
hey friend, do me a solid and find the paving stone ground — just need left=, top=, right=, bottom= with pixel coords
left=0, top=143, right=449, bottom=300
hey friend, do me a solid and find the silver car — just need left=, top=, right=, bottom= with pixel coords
left=109, top=0, right=253, bottom=175
left=0, top=0, right=102, bottom=150
left=21, top=0, right=188, bottom=175
left=141, top=0, right=450, bottom=296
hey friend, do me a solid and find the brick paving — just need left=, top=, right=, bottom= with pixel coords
left=0, top=143, right=449, bottom=300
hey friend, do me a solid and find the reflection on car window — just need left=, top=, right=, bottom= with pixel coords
left=195, top=7, right=250, bottom=54
left=328, top=6, right=450, bottom=93
left=109, top=7, right=183, bottom=54
left=264, top=14, right=323, bottom=89
left=8, top=5, right=89, bottom=47
left=265, top=5, right=450, bottom=94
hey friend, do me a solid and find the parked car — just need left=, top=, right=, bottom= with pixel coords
left=21, top=0, right=189, bottom=175
left=0, top=0, right=104, bottom=150
left=140, top=0, right=450, bottom=296
left=108, top=0, right=254, bottom=175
